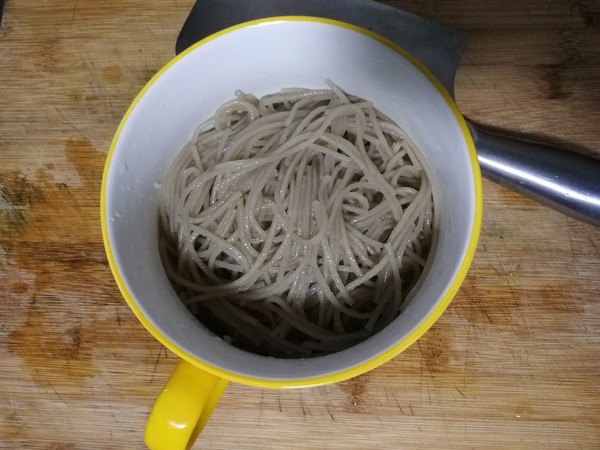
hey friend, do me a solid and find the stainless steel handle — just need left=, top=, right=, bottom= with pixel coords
left=468, top=123, right=600, bottom=226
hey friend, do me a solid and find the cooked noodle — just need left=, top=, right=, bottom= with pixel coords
left=158, top=81, right=436, bottom=357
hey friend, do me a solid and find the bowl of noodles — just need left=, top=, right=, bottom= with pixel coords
left=101, top=16, right=482, bottom=448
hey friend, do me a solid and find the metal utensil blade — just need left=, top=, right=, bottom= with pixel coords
left=176, top=0, right=466, bottom=96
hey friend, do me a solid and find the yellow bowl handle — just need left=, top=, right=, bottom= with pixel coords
left=145, top=359, right=229, bottom=450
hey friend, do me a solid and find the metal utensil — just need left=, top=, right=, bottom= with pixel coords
left=177, top=0, right=600, bottom=226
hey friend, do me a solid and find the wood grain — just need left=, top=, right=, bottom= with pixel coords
left=1, top=0, right=599, bottom=448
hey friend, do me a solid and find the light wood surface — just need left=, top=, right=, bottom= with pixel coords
left=1, top=1, right=599, bottom=448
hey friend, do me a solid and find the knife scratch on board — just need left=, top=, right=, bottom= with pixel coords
left=69, top=0, right=79, bottom=33
left=325, top=405, right=335, bottom=421
left=48, top=382, right=68, bottom=407
left=257, top=389, right=265, bottom=426
left=391, top=391, right=404, bottom=414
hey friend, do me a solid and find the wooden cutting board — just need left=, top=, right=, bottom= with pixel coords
left=1, top=1, right=599, bottom=448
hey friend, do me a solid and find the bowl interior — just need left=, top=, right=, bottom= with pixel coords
left=104, top=18, right=479, bottom=383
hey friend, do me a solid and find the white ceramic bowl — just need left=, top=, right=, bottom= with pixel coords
left=102, top=18, right=482, bottom=385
